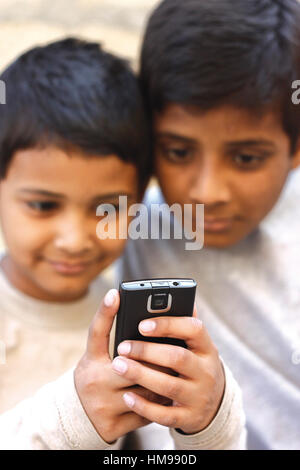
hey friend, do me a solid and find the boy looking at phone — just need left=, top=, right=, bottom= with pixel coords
left=0, top=38, right=245, bottom=449
left=120, top=0, right=300, bottom=450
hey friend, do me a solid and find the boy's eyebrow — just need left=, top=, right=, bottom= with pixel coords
left=18, top=189, right=134, bottom=201
left=225, top=139, right=277, bottom=150
left=156, top=132, right=198, bottom=145
left=157, top=133, right=277, bottom=151
left=18, top=189, right=65, bottom=198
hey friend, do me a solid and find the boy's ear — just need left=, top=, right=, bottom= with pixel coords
left=291, top=138, right=300, bottom=170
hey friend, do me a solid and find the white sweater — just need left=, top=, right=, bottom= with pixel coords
left=120, top=168, right=300, bottom=450
left=0, top=256, right=246, bottom=450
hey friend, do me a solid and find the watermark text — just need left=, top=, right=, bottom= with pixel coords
left=96, top=196, right=204, bottom=251
left=0, top=80, right=6, bottom=104
left=292, top=80, right=300, bottom=105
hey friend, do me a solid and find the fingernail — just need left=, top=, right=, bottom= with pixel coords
left=104, top=289, right=117, bottom=307
left=123, top=393, right=135, bottom=408
left=118, top=342, right=131, bottom=355
left=112, top=358, right=128, bottom=374
left=139, top=320, right=156, bottom=333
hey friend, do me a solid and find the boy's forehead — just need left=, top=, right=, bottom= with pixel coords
left=154, top=103, right=287, bottom=143
left=4, top=145, right=138, bottom=199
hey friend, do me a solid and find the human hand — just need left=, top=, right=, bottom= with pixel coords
left=112, top=307, right=225, bottom=435
left=74, top=289, right=169, bottom=444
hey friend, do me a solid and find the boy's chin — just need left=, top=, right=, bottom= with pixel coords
left=33, top=278, right=91, bottom=302
left=203, top=231, right=249, bottom=250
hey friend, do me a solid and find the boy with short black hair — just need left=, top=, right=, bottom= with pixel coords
left=0, top=38, right=245, bottom=450
left=121, top=0, right=300, bottom=450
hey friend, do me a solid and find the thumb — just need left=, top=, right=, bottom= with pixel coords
left=87, top=289, right=120, bottom=359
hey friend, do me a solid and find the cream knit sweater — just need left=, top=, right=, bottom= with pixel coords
left=0, top=259, right=246, bottom=450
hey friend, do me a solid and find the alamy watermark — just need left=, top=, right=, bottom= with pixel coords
left=96, top=196, right=204, bottom=251
left=0, top=80, right=6, bottom=105
left=291, top=80, right=300, bottom=105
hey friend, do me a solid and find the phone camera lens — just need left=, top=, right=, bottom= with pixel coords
left=173, top=282, right=179, bottom=286
left=151, top=293, right=168, bottom=310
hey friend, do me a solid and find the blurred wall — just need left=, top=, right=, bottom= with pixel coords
left=0, top=0, right=160, bottom=69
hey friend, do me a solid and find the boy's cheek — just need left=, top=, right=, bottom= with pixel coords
left=96, top=238, right=128, bottom=267
left=0, top=209, right=51, bottom=257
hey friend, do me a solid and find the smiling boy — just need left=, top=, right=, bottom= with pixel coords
left=0, top=38, right=149, bottom=448
left=120, top=0, right=300, bottom=450
left=0, top=147, right=138, bottom=302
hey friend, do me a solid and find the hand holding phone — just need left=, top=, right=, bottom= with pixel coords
left=112, top=279, right=226, bottom=435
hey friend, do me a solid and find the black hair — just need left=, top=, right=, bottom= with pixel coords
left=0, top=37, right=151, bottom=189
left=140, top=0, right=300, bottom=154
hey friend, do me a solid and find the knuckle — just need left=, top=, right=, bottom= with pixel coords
left=156, top=317, right=170, bottom=336
left=96, top=399, right=110, bottom=418
left=125, top=360, right=139, bottom=381
left=88, top=322, right=100, bottom=344
left=171, top=347, right=188, bottom=368
left=132, top=341, right=146, bottom=359
left=203, top=364, right=219, bottom=391
left=165, top=379, right=181, bottom=400
left=134, top=395, right=146, bottom=414
left=162, top=413, right=178, bottom=428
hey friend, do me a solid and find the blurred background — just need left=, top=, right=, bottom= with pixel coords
left=0, top=0, right=160, bottom=254
left=0, top=0, right=160, bottom=70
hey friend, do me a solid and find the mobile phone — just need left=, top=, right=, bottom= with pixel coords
left=113, top=278, right=197, bottom=358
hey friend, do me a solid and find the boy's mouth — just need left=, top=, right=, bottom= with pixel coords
left=204, top=217, right=234, bottom=232
left=46, top=259, right=96, bottom=275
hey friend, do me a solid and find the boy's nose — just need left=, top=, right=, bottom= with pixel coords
left=189, top=165, right=232, bottom=207
left=54, top=214, right=94, bottom=254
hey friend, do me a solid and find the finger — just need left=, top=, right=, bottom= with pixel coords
left=138, top=314, right=214, bottom=354
left=122, top=392, right=185, bottom=429
left=117, top=340, right=199, bottom=378
left=127, top=386, right=172, bottom=407
left=106, top=358, right=174, bottom=392
left=112, top=385, right=171, bottom=414
left=87, top=289, right=120, bottom=358
left=112, top=356, right=190, bottom=404
left=105, top=360, right=140, bottom=390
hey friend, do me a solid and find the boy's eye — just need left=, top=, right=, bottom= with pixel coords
left=234, top=154, right=265, bottom=168
left=159, top=145, right=193, bottom=163
left=26, top=201, right=59, bottom=212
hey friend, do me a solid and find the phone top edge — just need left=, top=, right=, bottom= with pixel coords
left=120, top=278, right=197, bottom=290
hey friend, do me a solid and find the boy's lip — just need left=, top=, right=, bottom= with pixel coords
left=46, top=259, right=96, bottom=275
left=204, top=217, right=235, bottom=232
